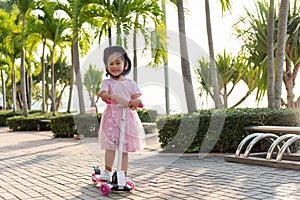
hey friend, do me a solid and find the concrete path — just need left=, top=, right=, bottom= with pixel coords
left=0, top=127, right=300, bottom=200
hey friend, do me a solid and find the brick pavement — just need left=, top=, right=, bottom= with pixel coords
left=1, top=127, right=300, bottom=200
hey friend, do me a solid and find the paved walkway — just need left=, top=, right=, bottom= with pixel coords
left=1, top=127, right=300, bottom=200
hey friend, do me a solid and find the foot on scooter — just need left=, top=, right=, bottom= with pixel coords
left=100, top=170, right=112, bottom=181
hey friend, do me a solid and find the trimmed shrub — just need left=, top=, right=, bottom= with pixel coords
left=73, top=113, right=101, bottom=137
left=157, top=108, right=300, bottom=153
left=137, top=108, right=157, bottom=122
left=6, top=112, right=52, bottom=131
left=0, top=110, right=23, bottom=126
left=50, top=114, right=76, bottom=138
left=0, top=110, right=41, bottom=126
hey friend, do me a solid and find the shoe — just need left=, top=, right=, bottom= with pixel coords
left=100, top=170, right=111, bottom=181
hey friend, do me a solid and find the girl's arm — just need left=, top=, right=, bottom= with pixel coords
left=98, top=90, right=129, bottom=107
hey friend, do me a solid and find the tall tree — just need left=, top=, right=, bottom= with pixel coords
left=47, top=17, right=70, bottom=115
left=162, top=0, right=170, bottom=115
left=33, top=0, right=53, bottom=113
left=204, top=0, right=231, bottom=108
left=234, top=0, right=299, bottom=107
left=131, top=0, right=163, bottom=82
left=176, top=0, right=197, bottom=113
left=274, top=0, right=289, bottom=108
left=267, top=0, right=275, bottom=108
left=6, top=0, right=33, bottom=116
left=83, top=64, right=103, bottom=111
left=281, top=0, right=299, bottom=108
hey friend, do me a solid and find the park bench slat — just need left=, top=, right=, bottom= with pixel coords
left=245, top=126, right=300, bottom=134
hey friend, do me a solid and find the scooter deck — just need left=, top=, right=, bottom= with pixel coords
left=91, top=170, right=135, bottom=195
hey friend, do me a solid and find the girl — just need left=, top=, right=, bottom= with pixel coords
left=98, top=46, right=146, bottom=181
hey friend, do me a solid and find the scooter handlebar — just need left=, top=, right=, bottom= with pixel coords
left=106, top=99, right=143, bottom=108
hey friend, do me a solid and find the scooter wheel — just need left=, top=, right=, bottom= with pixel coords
left=100, top=183, right=111, bottom=195
left=126, top=180, right=135, bottom=191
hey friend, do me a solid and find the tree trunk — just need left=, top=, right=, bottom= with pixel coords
left=41, top=39, right=46, bottom=113
left=204, top=0, right=223, bottom=108
left=274, top=0, right=289, bottom=108
left=133, top=16, right=138, bottom=82
left=162, top=0, right=170, bottom=115
left=267, top=0, right=275, bottom=108
left=12, top=64, right=17, bottom=112
left=26, top=71, right=32, bottom=110
left=72, top=37, right=85, bottom=113
left=51, top=44, right=56, bottom=116
left=20, top=14, right=28, bottom=117
left=67, top=47, right=74, bottom=113
left=1, top=70, right=6, bottom=110
left=176, top=0, right=197, bottom=113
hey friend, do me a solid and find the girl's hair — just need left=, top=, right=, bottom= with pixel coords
left=103, top=46, right=132, bottom=77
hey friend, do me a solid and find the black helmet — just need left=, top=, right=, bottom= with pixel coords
left=103, top=46, right=132, bottom=78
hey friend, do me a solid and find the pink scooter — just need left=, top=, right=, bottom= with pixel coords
left=92, top=100, right=142, bottom=195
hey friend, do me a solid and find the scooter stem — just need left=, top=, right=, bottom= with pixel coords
left=117, top=107, right=126, bottom=171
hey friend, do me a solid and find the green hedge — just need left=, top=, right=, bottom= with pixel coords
left=5, top=111, right=50, bottom=131
left=157, top=108, right=300, bottom=153
left=137, top=108, right=157, bottom=122
left=0, top=110, right=41, bottom=126
left=4, top=108, right=157, bottom=138
left=50, top=113, right=102, bottom=138
left=50, top=108, right=155, bottom=138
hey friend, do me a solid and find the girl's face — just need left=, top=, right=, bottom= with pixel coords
left=107, top=52, right=127, bottom=79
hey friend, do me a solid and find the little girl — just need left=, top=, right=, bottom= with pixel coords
left=98, top=46, right=146, bottom=181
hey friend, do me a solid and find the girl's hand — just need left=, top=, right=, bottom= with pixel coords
left=129, top=98, right=142, bottom=110
left=115, top=96, right=129, bottom=107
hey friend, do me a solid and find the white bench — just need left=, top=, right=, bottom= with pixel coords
left=142, top=122, right=156, bottom=134
left=244, top=126, right=300, bottom=134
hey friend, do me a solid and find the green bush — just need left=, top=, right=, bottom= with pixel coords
left=73, top=113, right=101, bottom=137
left=50, top=113, right=102, bottom=138
left=0, top=110, right=41, bottom=126
left=157, top=108, right=300, bottom=153
left=4, top=108, right=158, bottom=138
left=137, top=108, right=157, bottom=122
left=50, top=113, right=76, bottom=138
left=0, top=110, right=23, bottom=126
left=6, top=112, right=52, bottom=131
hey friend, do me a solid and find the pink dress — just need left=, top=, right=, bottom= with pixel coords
left=98, top=78, right=146, bottom=153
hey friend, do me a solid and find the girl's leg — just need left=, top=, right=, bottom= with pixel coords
left=105, top=149, right=116, bottom=172
left=122, top=152, right=128, bottom=176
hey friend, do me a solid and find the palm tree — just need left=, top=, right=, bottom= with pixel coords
left=6, top=0, right=34, bottom=117
left=204, top=0, right=231, bottom=109
left=176, top=0, right=197, bottom=113
left=234, top=0, right=299, bottom=108
left=45, top=15, right=70, bottom=115
left=58, top=0, right=93, bottom=114
left=0, top=9, right=11, bottom=110
left=267, top=0, right=275, bottom=108
left=281, top=0, right=299, bottom=108
left=274, top=0, right=289, bottom=108
left=196, top=51, right=254, bottom=108
left=162, top=0, right=170, bottom=115
left=1, top=11, right=21, bottom=112
left=30, top=0, right=53, bottom=113
left=131, top=0, right=164, bottom=82
left=83, top=64, right=103, bottom=111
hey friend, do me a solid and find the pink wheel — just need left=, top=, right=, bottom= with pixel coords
left=126, top=180, right=135, bottom=191
left=100, top=183, right=111, bottom=195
